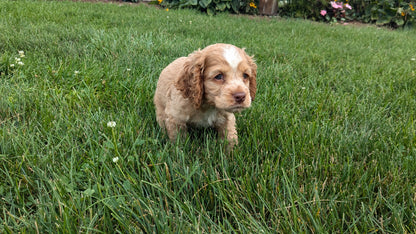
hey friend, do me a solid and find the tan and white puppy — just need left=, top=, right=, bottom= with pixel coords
left=154, top=43, right=257, bottom=148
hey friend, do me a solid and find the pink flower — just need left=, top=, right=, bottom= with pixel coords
left=320, top=10, right=327, bottom=16
left=330, top=1, right=343, bottom=9
left=345, top=3, right=352, bottom=10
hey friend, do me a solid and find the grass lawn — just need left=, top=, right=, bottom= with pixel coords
left=1, top=0, right=416, bottom=232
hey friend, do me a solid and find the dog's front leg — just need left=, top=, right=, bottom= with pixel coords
left=216, top=113, right=238, bottom=149
left=165, top=117, right=187, bottom=143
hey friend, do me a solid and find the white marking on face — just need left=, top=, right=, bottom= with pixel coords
left=223, top=46, right=242, bottom=71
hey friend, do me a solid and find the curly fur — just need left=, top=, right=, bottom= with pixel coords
left=154, top=43, right=257, bottom=149
left=245, top=53, right=257, bottom=101
left=174, top=50, right=205, bottom=109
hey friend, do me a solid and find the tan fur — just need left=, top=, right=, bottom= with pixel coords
left=154, top=43, right=257, bottom=149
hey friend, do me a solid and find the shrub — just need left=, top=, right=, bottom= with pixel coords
left=278, top=0, right=354, bottom=22
left=159, top=0, right=259, bottom=15
left=278, top=0, right=327, bottom=20
left=123, top=0, right=416, bottom=28
left=346, top=0, right=415, bottom=28
left=279, top=0, right=415, bottom=28
left=367, top=0, right=415, bottom=28
left=320, top=1, right=354, bottom=23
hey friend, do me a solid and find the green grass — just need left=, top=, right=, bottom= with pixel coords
left=1, top=0, right=416, bottom=232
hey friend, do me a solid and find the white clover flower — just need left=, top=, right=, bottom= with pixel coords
left=10, top=64, right=15, bottom=68
left=15, top=57, right=21, bottom=62
left=127, top=68, right=131, bottom=72
left=74, top=70, right=80, bottom=75
left=17, top=61, right=24, bottom=66
left=112, top=157, right=119, bottom=163
left=301, top=87, right=306, bottom=90
left=19, top=51, right=25, bottom=58
left=107, top=121, right=116, bottom=128
left=411, top=58, right=415, bottom=61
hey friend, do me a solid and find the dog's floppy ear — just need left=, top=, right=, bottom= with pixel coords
left=246, top=54, right=257, bottom=101
left=175, top=50, right=205, bottom=109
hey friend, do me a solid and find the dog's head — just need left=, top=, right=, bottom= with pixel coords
left=175, top=43, right=257, bottom=111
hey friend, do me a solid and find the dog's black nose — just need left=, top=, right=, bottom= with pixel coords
left=233, top=92, right=246, bottom=104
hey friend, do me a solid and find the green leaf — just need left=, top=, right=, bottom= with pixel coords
left=231, top=0, right=240, bottom=13
left=189, top=0, right=198, bottom=6
left=207, top=7, right=215, bottom=15
left=216, top=2, right=227, bottom=11
left=179, top=0, right=197, bottom=7
left=199, top=0, right=212, bottom=8
left=394, top=18, right=404, bottom=26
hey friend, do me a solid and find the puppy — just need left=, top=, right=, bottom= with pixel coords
left=154, top=43, right=257, bottom=148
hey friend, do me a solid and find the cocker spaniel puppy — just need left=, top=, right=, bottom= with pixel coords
left=154, top=43, right=257, bottom=148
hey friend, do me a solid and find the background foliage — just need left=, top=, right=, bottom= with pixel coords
left=159, top=0, right=259, bottom=15
left=279, top=0, right=416, bottom=28
left=124, top=0, right=416, bottom=27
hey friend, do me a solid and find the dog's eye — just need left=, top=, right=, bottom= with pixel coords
left=214, top=74, right=224, bottom=80
left=243, top=73, right=249, bottom=79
